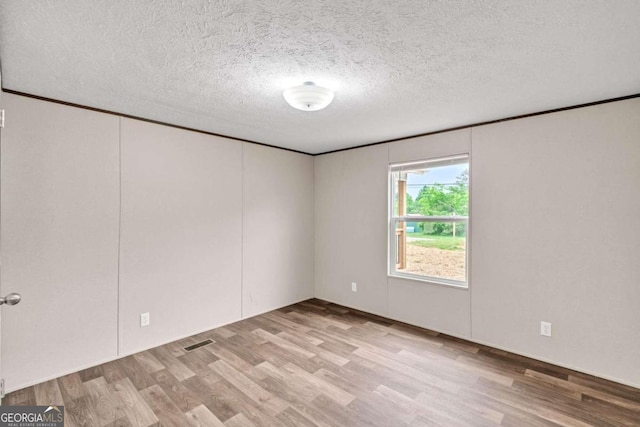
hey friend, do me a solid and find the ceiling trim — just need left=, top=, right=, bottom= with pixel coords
left=1, top=88, right=313, bottom=156
left=3, top=88, right=639, bottom=157
left=318, top=93, right=640, bottom=155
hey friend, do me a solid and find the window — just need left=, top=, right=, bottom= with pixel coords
left=389, top=155, right=469, bottom=287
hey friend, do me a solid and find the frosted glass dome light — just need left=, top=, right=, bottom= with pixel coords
left=283, top=82, right=334, bottom=111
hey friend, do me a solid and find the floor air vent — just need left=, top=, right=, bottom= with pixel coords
left=184, top=339, right=213, bottom=351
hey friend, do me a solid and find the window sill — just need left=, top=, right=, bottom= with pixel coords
left=388, top=272, right=469, bottom=290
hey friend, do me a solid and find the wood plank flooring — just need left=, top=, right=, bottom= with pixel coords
left=5, top=299, right=640, bottom=426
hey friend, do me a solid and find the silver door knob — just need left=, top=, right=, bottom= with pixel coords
left=0, top=293, right=21, bottom=306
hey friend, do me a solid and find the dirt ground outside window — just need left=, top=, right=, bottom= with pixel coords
left=399, top=243, right=466, bottom=282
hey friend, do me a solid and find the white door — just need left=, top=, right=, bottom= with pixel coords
left=0, top=76, right=24, bottom=403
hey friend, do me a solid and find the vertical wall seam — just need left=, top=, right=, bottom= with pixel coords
left=116, top=116, right=122, bottom=356
left=340, top=152, right=345, bottom=307
left=311, top=155, right=316, bottom=300
left=240, top=143, right=244, bottom=319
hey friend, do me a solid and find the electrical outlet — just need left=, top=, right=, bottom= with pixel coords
left=540, top=321, right=551, bottom=337
left=351, top=282, right=357, bottom=292
left=140, top=312, right=150, bottom=327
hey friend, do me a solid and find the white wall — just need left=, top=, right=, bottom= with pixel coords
left=119, top=118, right=243, bottom=355
left=314, top=145, right=389, bottom=316
left=0, top=94, right=314, bottom=392
left=1, top=94, right=120, bottom=390
left=3, top=91, right=638, bottom=391
left=314, top=152, right=344, bottom=305
left=471, top=99, right=640, bottom=386
left=314, top=132, right=473, bottom=337
left=314, top=98, right=640, bottom=387
left=242, top=144, right=314, bottom=317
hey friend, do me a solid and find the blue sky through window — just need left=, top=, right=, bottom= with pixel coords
left=405, top=164, right=468, bottom=199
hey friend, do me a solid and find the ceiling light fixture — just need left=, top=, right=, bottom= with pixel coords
left=283, top=82, right=334, bottom=111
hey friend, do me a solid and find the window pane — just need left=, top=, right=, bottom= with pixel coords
left=396, top=221, right=467, bottom=282
left=390, top=155, right=469, bottom=285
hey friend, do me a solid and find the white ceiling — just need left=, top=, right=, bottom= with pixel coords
left=1, top=1, right=639, bottom=154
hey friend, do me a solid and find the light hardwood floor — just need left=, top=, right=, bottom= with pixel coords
left=5, top=299, right=640, bottom=426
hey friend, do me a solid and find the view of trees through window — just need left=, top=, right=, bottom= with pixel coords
left=391, top=158, right=469, bottom=284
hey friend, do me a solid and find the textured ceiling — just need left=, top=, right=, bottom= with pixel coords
left=1, top=1, right=639, bottom=154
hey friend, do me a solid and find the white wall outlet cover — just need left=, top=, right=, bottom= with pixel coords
left=540, top=321, right=552, bottom=337
left=140, top=312, right=150, bottom=327
left=351, top=282, right=357, bottom=292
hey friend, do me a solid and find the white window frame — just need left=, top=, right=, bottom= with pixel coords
left=388, top=154, right=470, bottom=288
